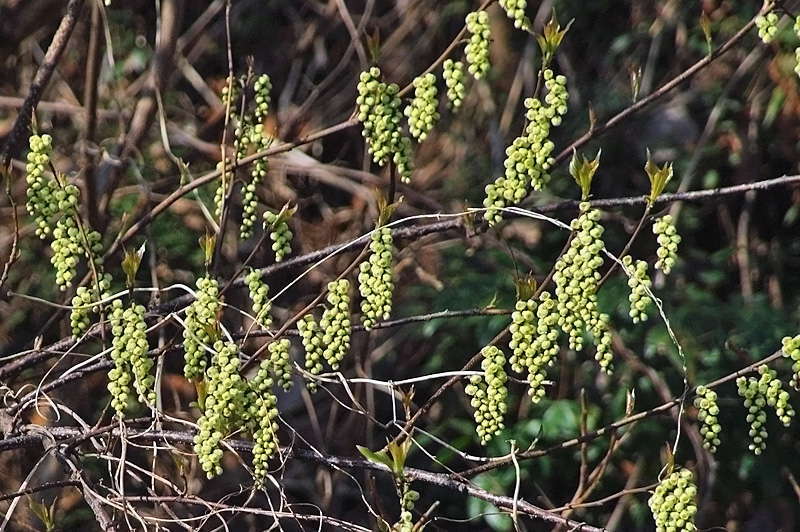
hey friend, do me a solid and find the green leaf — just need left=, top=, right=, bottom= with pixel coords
left=356, top=445, right=394, bottom=470
left=569, top=149, right=601, bottom=200
left=644, top=148, right=673, bottom=205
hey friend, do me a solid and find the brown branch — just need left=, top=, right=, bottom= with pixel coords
left=0, top=0, right=84, bottom=166
left=459, top=350, right=785, bottom=478
left=3, top=174, right=798, bottom=382
left=550, top=9, right=763, bottom=167
left=1, top=424, right=605, bottom=531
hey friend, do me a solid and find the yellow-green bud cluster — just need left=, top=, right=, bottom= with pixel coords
left=183, top=277, right=221, bottom=380
left=253, top=74, right=272, bottom=122
left=553, top=203, right=613, bottom=372
left=246, top=268, right=272, bottom=327
left=781, top=334, right=800, bottom=390
left=320, top=279, right=351, bottom=370
left=246, top=354, right=281, bottom=483
left=108, top=299, right=154, bottom=415
left=737, top=365, right=794, bottom=454
left=653, top=215, right=680, bottom=275
left=464, top=346, right=508, bottom=445
left=483, top=69, right=568, bottom=225
left=51, top=214, right=101, bottom=290
left=240, top=154, right=267, bottom=240
left=356, top=67, right=414, bottom=183
left=299, top=314, right=324, bottom=391
left=509, top=291, right=560, bottom=403
left=250, top=389, right=280, bottom=483
left=392, top=481, right=419, bottom=532
left=240, top=74, right=273, bottom=240
left=404, top=73, right=439, bottom=142
left=465, top=11, right=491, bottom=80
left=214, top=158, right=231, bottom=220
left=267, top=339, right=293, bottom=391
left=542, top=69, right=569, bottom=127
left=263, top=209, right=293, bottom=262
left=25, top=134, right=59, bottom=239
left=694, top=385, right=721, bottom=453
left=499, top=0, right=531, bottom=31
left=359, top=227, right=394, bottom=329
left=70, top=272, right=112, bottom=336
left=623, top=255, right=652, bottom=323
left=442, top=59, right=465, bottom=109
left=647, top=468, right=698, bottom=532
left=194, top=341, right=248, bottom=478
left=755, top=12, right=779, bottom=44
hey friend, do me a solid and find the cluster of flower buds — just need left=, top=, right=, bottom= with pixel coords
left=320, top=279, right=351, bottom=370
left=194, top=341, right=248, bottom=478
left=356, top=67, right=414, bottom=183
left=737, top=365, right=794, bottom=454
left=483, top=69, right=568, bottom=225
left=240, top=74, right=273, bottom=240
left=654, top=215, right=680, bottom=274
left=70, top=273, right=112, bottom=336
left=263, top=208, right=293, bottom=262
left=405, top=73, right=439, bottom=141
left=499, top=0, right=531, bottom=31
left=694, top=385, right=721, bottom=453
left=782, top=334, right=800, bottom=390
left=267, top=339, right=293, bottom=391
left=246, top=268, right=272, bottom=326
left=25, top=134, right=58, bottom=239
left=648, top=468, right=698, bottom=532
left=756, top=11, right=779, bottom=43
left=465, top=346, right=508, bottom=444
left=392, top=480, right=420, bottom=532
left=299, top=314, right=324, bottom=392
left=509, top=291, right=560, bottom=402
left=359, top=227, right=394, bottom=329
left=183, top=277, right=221, bottom=380
left=465, top=11, right=491, bottom=79
left=443, top=59, right=465, bottom=109
left=622, top=255, right=652, bottom=323
left=553, top=203, right=613, bottom=372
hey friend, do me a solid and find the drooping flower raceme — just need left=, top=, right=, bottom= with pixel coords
left=782, top=334, right=800, bottom=390
left=320, top=279, right=352, bottom=370
left=240, top=74, right=273, bottom=240
left=694, top=385, right=721, bottom=453
left=194, top=341, right=248, bottom=478
left=263, top=208, right=293, bottom=262
left=183, top=276, right=221, bottom=380
left=499, top=0, right=531, bottom=31
left=648, top=468, right=698, bottom=532
left=465, top=11, right=491, bottom=80
left=246, top=268, right=272, bottom=326
left=443, top=59, right=465, bottom=109
left=359, top=227, right=394, bottom=329
left=653, top=215, right=681, bottom=275
left=509, top=291, right=560, bottom=402
left=622, top=255, right=652, bottom=323
left=553, top=202, right=613, bottom=372
left=404, top=73, right=439, bottom=142
left=356, top=67, right=414, bottom=183
left=737, top=365, right=794, bottom=455
left=483, top=69, right=569, bottom=225
left=464, top=345, right=508, bottom=445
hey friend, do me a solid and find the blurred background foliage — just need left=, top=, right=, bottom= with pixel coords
left=2, top=0, right=800, bottom=530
